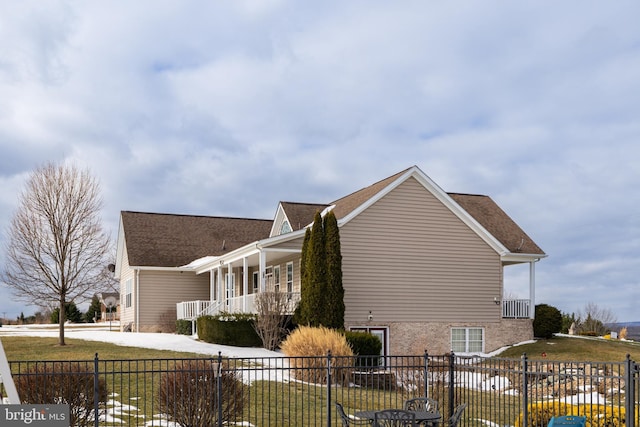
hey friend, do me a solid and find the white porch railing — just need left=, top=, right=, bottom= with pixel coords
left=222, top=293, right=258, bottom=313
left=502, top=299, right=531, bottom=319
left=176, top=300, right=211, bottom=320
left=177, top=293, right=301, bottom=320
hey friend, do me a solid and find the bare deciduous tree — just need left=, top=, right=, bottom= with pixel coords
left=253, top=291, right=294, bottom=351
left=2, top=163, right=110, bottom=345
left=576, top=302, right=617, bottom=336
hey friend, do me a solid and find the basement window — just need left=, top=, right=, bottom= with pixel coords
left=451, top=327, right=484, bottom=353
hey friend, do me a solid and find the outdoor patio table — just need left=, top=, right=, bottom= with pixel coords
left=354, top=410, right=441, bottom=425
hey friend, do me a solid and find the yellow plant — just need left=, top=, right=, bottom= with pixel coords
left=280, top=326, right=354, bottom=385
left=619, top=327, right=628, bottom=340
left=516, top=402, right=638, bottom=427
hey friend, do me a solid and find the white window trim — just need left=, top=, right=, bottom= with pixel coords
left=273, top=265, right=281, bottom=291
left=286, top=262, right=293, bottom=293
left=252, top=271, right=259, bottom=293
left=451, top=327, right=485, bottom=353
left=225, top=273, right=235, bottom=299
left=125, top=278, right=132, bottom=309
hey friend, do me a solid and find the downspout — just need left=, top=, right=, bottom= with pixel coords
left=135, top=269, right=140, bottom=333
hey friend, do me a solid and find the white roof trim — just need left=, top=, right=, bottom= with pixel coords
left=128, top=266, right=196, bottom=272
left=182, top=256, right=220, bottom=269
left=269, top=202, right=292, bottom=237
left=337, top=166, right=510, bottom=256
left=114, top=215, right=126, bottom=279
left=194, top=227, right=306, bottom=273
left=502, top=253, right=548, bottom=263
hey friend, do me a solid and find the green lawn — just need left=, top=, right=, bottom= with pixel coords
left=1, top=336, right=206, bottom=360
left=2, top=334, right=639, bottom=426
left=496, top=335, right=640, bottom=362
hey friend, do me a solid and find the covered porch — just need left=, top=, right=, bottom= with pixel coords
left=499, top=255, right=541, bottom=319
left=177, top=234, right=304, bottom=321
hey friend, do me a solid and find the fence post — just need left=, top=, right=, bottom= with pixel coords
left=424, top=350, right=429, bottom=398
left=217, top=351, right=223, bottom=427
left=448, top=352, right=455, bottom=418
left=625, top=354, right=637, bottom=427
left=94, top=352, right=99, bottom=427
left=327, top=350, right=332, bottom=427
left=521, top=353, right=528, bottom=427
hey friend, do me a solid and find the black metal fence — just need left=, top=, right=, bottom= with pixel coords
left=6, top=353, right=639, bottom=427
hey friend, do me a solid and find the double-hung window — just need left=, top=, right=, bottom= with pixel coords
left=252, top=272, right=259, bottom=293
left=286, top=262, right=293, bottom=293
left=125, top=278, right=132, bottom=308
left=274, top=265, right=280, bottom=292
left=451, top=327, right=484, bottom=353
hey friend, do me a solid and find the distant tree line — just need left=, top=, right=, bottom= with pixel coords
left=1, top=295, right=110, bottom=326
left=534, top=302, right=617, bottom=338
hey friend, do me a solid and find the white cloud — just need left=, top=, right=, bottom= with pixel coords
left=1, top=1, right=639, bottom=320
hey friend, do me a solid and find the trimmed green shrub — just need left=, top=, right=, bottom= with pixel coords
left=176, top=319, right=193, bottom=335
left=533, top=303, right=562, bottom=338
left=345, top=330, right=382, bottom=368
left=197, top=313, right=261, bottom=347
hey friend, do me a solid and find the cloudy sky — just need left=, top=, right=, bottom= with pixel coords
left=1, top=1, right=638, bottom=323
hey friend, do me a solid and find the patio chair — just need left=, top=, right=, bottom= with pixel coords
left=404, top=397, right=439, bottom=412
left=373, top=409, right=417, bottom=427
left=335, top=402, right=371, bottom=426
left=443, top=403, right=467, bottom=427
left=404, top=397, right=439, bottom=426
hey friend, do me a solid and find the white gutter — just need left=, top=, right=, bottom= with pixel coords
left=195, top=228, right=307, bottom=274
left=501, top=253, right=548, bottom=263
left=129, top=266, right=197, bottom=272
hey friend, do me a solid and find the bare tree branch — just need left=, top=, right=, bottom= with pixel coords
left=576, top=301, right=618, bottom=336
left=2, top=163, right=111, bottom=345
left=253, top=291, right=294, bottom=351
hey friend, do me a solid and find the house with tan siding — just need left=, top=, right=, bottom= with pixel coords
left=114, top=165, right=545, bottom=355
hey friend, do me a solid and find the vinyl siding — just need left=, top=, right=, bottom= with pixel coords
left=271, top=254, right=302, bottom=293
left=342, top=177, right=502, bottom=324
left=118, top=246, right=135, bottom=329
left=138, top=270, right=210, bottom=328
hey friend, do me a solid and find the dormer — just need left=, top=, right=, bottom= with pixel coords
left=269, top=201, right=329, bottom=237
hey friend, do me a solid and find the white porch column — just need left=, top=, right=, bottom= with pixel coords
left=209, top=269, right=215, bottom=303
left=242, top=257, right=248, bottom=311
left=217, top=265, right=223, bottom=305
left=227, top=263, right=232, bottom=304
left=529, top=260, right=536, bottom=319
left=260, top=250, right=266, bottom=291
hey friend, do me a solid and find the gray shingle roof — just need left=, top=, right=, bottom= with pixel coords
left=330, top=168, right=410, bottom=219
left=279, top=202, right=329, bottom=231
left=121, top=211, right=272, bottom=267
left=449, top=193, right=545, bottom=255
left=121, top=167, right=544, bottom=268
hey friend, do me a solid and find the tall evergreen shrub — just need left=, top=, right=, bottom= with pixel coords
left=303, top=212, right=327, bottom=326
left=296, top=228, right=312, bottom=324
left=533, top=304, right=562, bottom=338
left=324, top=211, right=345, bottom=329
left=296, top=209, right=345, bottom=329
